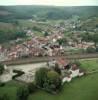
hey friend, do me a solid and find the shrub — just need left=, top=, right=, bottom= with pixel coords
left=86, top=46, right=96, bottom=53
left=16, top=86, right=29, bottom=100
left=28, top=83, right=36, bottom=94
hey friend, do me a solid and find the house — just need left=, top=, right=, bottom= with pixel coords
left=57, top=58, right=69, bottom=69
left=26, top=30, right=34, bottom=37
left=62, top=75, right=72, bottom=83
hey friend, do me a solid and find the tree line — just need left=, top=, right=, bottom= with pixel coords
left=0, top=6, right=98, bottom=22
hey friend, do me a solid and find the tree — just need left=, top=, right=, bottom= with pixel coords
left=44, top=70, right=61, bottom=92
left=0, top=30, right=26, bottom=43
left=16, top=86, right=29, bottom=100
left=44, top=31, right=49, bottom=37
left=35, top=68, right=48, bottom=88
left=96, top=46, right=98, bottom=52
left=54, top=63, right=61, bottom=75
left=92, top=33, right=98, bottom=49
left=0, top=64, right=4, bottom=75
left=35, top=68, right=62, bottom=93
left=57, top=38, right=67, bottom=46
left=81, top=33, right=92, bottom=42
left=57, top=39, right=63, bottom=45
left=13, top=20, right=19, bottom=26
left=0, top=94, right=9, bottom=100
left=72, top=37, right=79, bottom=45
left=86, top=46, right=96, bottom=53
left=28, top=83, right=36, bottom=93
left=32, top=26, right=42, bottom=32
left=81, top=33, right=98, bottom=49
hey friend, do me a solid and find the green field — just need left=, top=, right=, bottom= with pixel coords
left=0, top=59, right=98, bottom=100
left=0, top=81, right=24, bottom=100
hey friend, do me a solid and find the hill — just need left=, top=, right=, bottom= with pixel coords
left=0, top=6, right=98, bottom=22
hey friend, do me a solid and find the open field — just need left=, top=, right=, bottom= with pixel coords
left=0, top=59, right=98, bottom=100
left=28, top=59, right=98, bottom=100
left=0, top=80, right=25, bottom=100
left=29, top=73, right=98, bottom=100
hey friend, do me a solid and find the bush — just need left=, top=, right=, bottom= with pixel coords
left=16, top=86, right=29, bottom=100
left=28, top=83, right=36, bottom=93
left=86, top=47, right=96, bottom=53
left=35, top=67, right=48, bottom=88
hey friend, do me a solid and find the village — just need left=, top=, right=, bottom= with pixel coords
left=0, top=18, right=97, bottom=62
left=0, top=5, right=98, bottom=100
left=0, top=17, right=97, bottom=87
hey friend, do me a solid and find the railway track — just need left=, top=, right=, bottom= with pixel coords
left=2, top=53, right=98, bottom=65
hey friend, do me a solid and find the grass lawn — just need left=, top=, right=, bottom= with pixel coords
left=80, top=58, right=98, bottom=71
left=29, top=72, right=98, bottom=100
left=0, top=80, right=25, bottom=100
left=0, top=59, right=98, bottom=100
left=28, top=59, right=98, bottom=100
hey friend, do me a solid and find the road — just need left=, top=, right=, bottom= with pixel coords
left=1, top=53, right=98, bottom=65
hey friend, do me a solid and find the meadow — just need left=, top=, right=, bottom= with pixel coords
left=0, top=59, right=98, bottom=100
